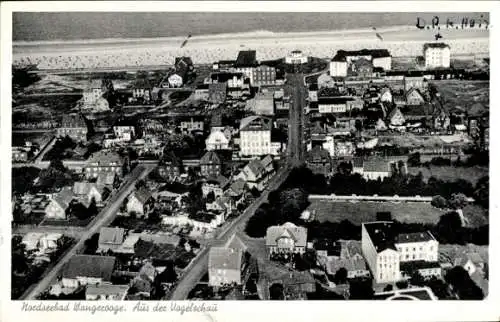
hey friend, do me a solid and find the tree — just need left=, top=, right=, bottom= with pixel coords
left=407, top=152, right=421, bottom=167
left=383, top=284, right=393, bottom=292
left=83, top=233, right=99, bottom=254
left=436, top=212, right=465, bottom=244
left=474, top=176, right=489, bottom=209
left=395, top=280, right=408, bottom=289
left=431, top=195, right=448, bottom=209
left=68, top=201, right=91, bottom=220
left=269, top=283, right=284, bottom=300
left=448, top=193, right=469, bottom=210
left=409, top=271, right=425, bottom=287
left=334, top=268, right=348, bottom=285
left=445, top=266, right=484, bottom=300
left=276, top=188, right=310, bottom=223
left=348, top=278, right=374, bottom=299
left=376, top=212, right=392, bottom=222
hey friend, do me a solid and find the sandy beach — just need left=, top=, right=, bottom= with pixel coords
left=13, top=26, right=489, bottom=69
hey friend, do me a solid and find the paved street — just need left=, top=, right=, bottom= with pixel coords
left=21, top=164, right=154, bottom=300
left=169, top=166, right=291, bottom=300
left=169, top=69, right=307, bottom=300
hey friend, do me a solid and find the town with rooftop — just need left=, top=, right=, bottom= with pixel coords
left=12, top=30, right=490, bottom=302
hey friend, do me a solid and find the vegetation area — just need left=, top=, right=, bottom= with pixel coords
left=245, top=166, right=488, bottom=246
left=11, top=235, right=74, bottom=299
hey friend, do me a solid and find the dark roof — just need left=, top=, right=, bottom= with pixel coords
left=62, top=255, right=116, bottom=281
left=332, top=49, right=391, bottom=62
left=210, top=72, right=245, bottom=83
left=395, top=231, right=435, bottom=244
left=400, top=261, right=441, bottom=272
left=307, top=146, right=331, bottom=163
left=134, top=77, right=152, bottom=89
left=160, top=151, right=182, bottom=166
left=175, top=56, right=193, bottom=68
left=200, top=151, right=221, bottom=165
left=99, top=227, right=125, bottom=246
left=235, top=50, right=257, bottom=67
left=132, top=187, right=153, bottom=204
left=240, top=115, right=272, bottom=131
left=363, top=221, right=397, bottom=253
left=61, top=114, right=87, bottom=128
left=423, top=43, right=450, bottom=51
left=318, top=97, right=354, bottom=105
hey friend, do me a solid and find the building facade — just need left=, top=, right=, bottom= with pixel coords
left=424, top=43, right=451, bottom=69
left=239, top=116, right=272, bottom=157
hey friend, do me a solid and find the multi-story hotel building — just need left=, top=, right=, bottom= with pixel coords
left=424, top=43, right=451, bottom=69
left=239, top=115, right=272, bottom=157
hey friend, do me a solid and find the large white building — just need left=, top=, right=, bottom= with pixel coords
left=362, top=221, right=440, bottom=284
left=285, top=50, right=308, bottom=65
left=330, top=49, right=392, bottom=77
left=423, top=43, right=451, bottom=69
left=239, top=115, right=272, bottom=157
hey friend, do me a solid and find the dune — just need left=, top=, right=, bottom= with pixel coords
left=13, top=26, right=489, bottom=70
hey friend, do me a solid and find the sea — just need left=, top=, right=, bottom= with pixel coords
left=13, top=12, right=489, bottom=42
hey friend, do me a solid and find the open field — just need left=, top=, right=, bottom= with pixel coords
left=435, top=80, right=489, bottom=112
left=408, top=165, right=488, bottom=185
left=308, top=200, right=488, bottom=227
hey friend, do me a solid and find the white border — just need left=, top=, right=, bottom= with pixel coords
left=1, top=2, right=499, bottom=322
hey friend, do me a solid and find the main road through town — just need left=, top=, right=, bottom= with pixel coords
left=21, top=164, right=155, bottom=300
left=169, top=70, right=307, bottom=300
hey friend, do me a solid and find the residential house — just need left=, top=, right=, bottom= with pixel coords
left=86, top=284, right=129, bottom=301
left=234, top=157, right=273, bottom=192
left=156, top=152, right=182, bottom=181
left=406, top=88, right=426, bottom=106
left=454, top=252, right=485, bottom=276
left=57, top=113, right=88, bottom=142
left=194, top=84, right=210, bottom=100
left=361, top=221, right=401, bottom=283
left=208, top=246, right=245, bottom=287
left=388, top=107, right=406, bottom=126
left=45, top=187, right=74, bottom=220
left=206, top=72, right=247, bottom=89
left=12, top=147, right=28, bottom=162
left=96, top=172, right=117, bottom=188
left=168, top=58, right=192, bottom=88
left=380, top=87, right=393, bottom=103
left=113, top=126, right=135, bottom=142
left=132, top=78, right=152, bottom=103
left=433, top=109, right=451, bottom=131
left=205, top=129, right=230, bottom=151
left=400, top=261, right=442, bottom=279
left=21, top=232, right=46, bottom=252
left=239, top=115, right=272, bottom=157
left=212, top=59, right=236, bottom=71
left=232, top=50, right=258, bottom=85
left=225, top=179, right=247, bottom=201
left=349, top=58, right=373, bottom=78
left=353, top=157, right=408, bottom=181
left=97, top=227, right=125, bottom=253
left=266, top=222, right=307, bottom=257
left=306, top=146, right=332, bottom=176
left=83, top=79, right=107, bottom=105
left=61, top=255, right=116, bottom=288
left=202, top=175, right=230, bottom=198
left=327, top=253, right=371, bottom=279
left=404, top=76, right=427, bottom=92
left=317, top=73, right=335, bottom=89
left=200, top=151, right=222, bottom=178
left=424, top=43, right=451, bottom=69
left=208, top=83, right=227, bottom=104
left=206, top=195, right=235, bottom=215
left=180, top=117, right=204, bottom=134
left=318, top=97, right=354, bottom=114
left=126, top=187, right=154, bottom=217
left=73, top=182, right=105, bottom=206
left=248, top=91, right=274, bottom=115
left=84, top=151, right=123, bottom=179
left=330, top=49, right=391, bottom=77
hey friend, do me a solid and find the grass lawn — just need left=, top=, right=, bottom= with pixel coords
left=408, top=165, right=488, bottom=185
left=40, top=216, right=94, bottom=227
left=308, top=200, right=487, bottom=228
